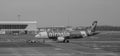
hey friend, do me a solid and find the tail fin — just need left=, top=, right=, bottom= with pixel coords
left=90, top=21, right=98, bottom=32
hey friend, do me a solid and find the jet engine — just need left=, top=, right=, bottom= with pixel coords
left=35, top=31, right=48, bottom=38
left=57, top=36, right=65, bottom=41
left=57, top=36, right=69, bottom=43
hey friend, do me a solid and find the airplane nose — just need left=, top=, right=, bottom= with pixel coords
left=35, top=32, right=48, bottom=39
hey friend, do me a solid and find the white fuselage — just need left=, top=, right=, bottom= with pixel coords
left=35, top=31, right=70, bottom=39
left=35, top=30, right=89, bottom=39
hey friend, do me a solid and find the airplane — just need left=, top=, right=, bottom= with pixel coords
left=28, top=21, right=98, bottom=43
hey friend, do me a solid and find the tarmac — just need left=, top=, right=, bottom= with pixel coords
left=0, top=32, right=120, bottom=56
left=0, top=40, right=119, bottom=56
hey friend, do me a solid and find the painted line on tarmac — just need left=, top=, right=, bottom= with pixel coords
left=54, top=48, right=63, bottom=50
left=0, top=53, right=72, bottom=56
left=71, top=41, right=120, bottom=43
left=80, top=53, right=118, bottom=56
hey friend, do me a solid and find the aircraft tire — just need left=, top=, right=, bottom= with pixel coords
left=63, top=39, right=69, bottom=43
left=66, top=40, right=69, bottom=43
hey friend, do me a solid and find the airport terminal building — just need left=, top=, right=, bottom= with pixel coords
left=0, top=21, right=37, bottom=34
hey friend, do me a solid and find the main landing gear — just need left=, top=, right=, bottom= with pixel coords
left=63, top=39, right=69, bottom=43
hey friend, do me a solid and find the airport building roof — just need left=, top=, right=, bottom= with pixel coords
left=0, top=21, right=37, bottom=24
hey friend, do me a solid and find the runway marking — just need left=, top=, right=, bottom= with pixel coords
left=93, top=47, right=101, bottom=49
left=0, top=53, right=117, bottom=56
left=0, top=53, right=72, bottom=56
left=71, top=41, right=120, bottom=43
left=0, top=53, right=118, bottom=56
left=54, top=48, right=63, bottom=50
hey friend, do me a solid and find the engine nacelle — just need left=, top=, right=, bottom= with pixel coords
left=57, top=36, right=65, bottom=42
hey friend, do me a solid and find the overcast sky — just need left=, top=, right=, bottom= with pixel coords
left=0, top=0, right=120, bottom=27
